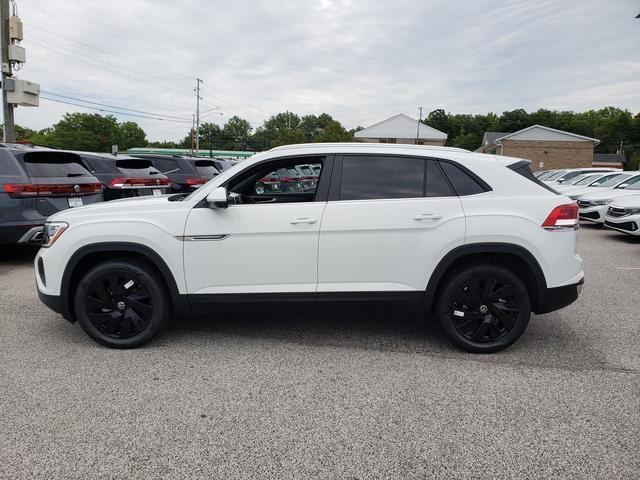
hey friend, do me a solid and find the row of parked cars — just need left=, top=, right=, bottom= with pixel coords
left=534, top=167, right=640, bottom=236
left=0, top=143, right=240, bottom=244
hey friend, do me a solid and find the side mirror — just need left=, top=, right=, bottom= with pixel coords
left=557, top=178, right=566, bottom=183
left=206, top=187, right=228, bottom=209
left=617, top=183, right=628, bottom=189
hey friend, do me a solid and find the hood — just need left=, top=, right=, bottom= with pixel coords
left=47, top=194, right=176, bottom=222
left=578, top=188, right=638, bottom=201
left=610, top=194, right=640, bottom=208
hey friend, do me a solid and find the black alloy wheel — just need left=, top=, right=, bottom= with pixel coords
left=75, top=259, right=169, bottom=348
left=84, top=273, right=153, bottom=340
left=437, top=264, right=531, bottom=353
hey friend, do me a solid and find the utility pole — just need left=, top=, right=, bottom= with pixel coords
left=194, top=78, right=203, bottom=155
left=415, top=106, right=423, bottom=144
left=1, top=0, right=15, bottom=142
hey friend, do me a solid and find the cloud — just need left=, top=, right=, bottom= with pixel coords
left=9, top=0, right=640, bottom=143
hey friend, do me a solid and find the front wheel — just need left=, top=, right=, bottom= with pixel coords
left=74, top=258, right=169, bottom=348
left=436, top=264, right=531, bottom=353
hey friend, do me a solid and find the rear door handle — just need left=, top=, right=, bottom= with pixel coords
left=413, top=213, right=442, bottom=221
left=290, top=217, right=318, bottom=224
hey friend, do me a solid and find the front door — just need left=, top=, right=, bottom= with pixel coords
left=183, top=156, right=328, bottom=297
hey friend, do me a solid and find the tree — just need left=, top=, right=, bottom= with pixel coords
left=118, top=121, right=147, bottom=150
left=222, top=116, right=252, bottom=150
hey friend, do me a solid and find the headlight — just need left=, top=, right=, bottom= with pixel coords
left=41, top=222, right=68, bottom=247
left=591, top=199, right=613, bottom=206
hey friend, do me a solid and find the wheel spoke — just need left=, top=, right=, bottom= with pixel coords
left=490, top=304, right=516, bottom=330
left=87, top=312, right=116, bottom=325
left=469, top=279, right=481, bottom=301
left=481, top=278, right=496, bottom=300
left=471, top=321, right=490, bottom=341
left=120, top=316, right=132, bottom=338
left=86, top=295, right=107, bottom=310
left=128, top=299, right=153, bottom=318
left=94, top=282, right=112, bottom=306
left=103, top=315, right=121, bottom=335
left=488, top=285, right=513, bottom=301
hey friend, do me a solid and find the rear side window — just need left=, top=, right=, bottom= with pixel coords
left=425, top=160, right=455, bottom=197
left=0, top=150, right=24, bottom=176
left=340, top=156, right=424, bottom=200
left=439, top=161, right=487, bottom=196
left=22, top=153, right=92, bottom=178
left=81, top=157, right=119, bottom=174
left=153, top=158, right=181, bottom=174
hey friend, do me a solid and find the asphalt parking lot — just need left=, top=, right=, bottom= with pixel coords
left=1, top=225, right=639, bottom=480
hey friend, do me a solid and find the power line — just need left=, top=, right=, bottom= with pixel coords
left=27, top=39, right=187, bottom=94
left=24, top=21, right=195, bottom=82
left=28, top=33, right=192, bottom=89
left=41, top=90, right=192, bottom=120
left=40, top=96, right=193, bottom=124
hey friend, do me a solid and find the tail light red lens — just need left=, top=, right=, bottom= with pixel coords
left=3, top=183, right=103, bottom=197
left=109, top=178, right=171, bottom=188
left=542, top=204, right=579, bottom=230
left=185, top=178, right=208, bottom=186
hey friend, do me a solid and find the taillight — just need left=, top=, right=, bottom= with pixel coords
left=185, top=178, right=208, bottom=186
left=109, top=178, right=170, bottom=189
left=542, top=204, right=579, bottom=230
left=3, top=183, right=103, bottom=197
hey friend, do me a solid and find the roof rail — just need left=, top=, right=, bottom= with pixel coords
left=268, top=142, right=470, bottom=153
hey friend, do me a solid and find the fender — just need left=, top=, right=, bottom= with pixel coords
left=424, top=242, right=547, bottom=313
left=59, top=242, right=188, bottom=321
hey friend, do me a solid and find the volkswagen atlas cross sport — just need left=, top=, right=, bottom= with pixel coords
left=34, top=143, right=584, bottom=353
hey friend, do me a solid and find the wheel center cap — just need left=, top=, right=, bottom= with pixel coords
left=116, top=301, right=126, bottom=311
left=479, top=304, right=489, bottom=314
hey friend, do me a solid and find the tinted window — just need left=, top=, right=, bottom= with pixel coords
left=23, top=158, right=92, bottom=178
left=0, top=150, right=24, bottom=176
left=81, top=157, right=120, bottom=174
left=340, top=156, right=424, bottom=200
left=440, top=161, right=487, bottom=196
left=153, top=158, right=181, bottom=173
left=425, top=160, right=454, bottom=197
left=193, top=160, right=219, bottom=178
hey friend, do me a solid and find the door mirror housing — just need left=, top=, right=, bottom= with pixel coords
left=617, top=183, right=628, bottom=189
left=207, top=187, right=229, bottom=209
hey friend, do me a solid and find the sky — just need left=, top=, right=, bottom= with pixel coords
left=6, top=0, right=640, bottom=142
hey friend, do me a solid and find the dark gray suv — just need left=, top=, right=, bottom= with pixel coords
left=0, top=144, right=103, bottom=244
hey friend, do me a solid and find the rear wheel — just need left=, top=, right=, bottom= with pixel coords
left=74, top=259, right=169, bottom=348
left=436, top=264, right=531, bottom=353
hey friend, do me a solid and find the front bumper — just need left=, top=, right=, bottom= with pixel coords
left=535, top=276, right=584, bottom=314
left=604, top=216, right=640, bottom=236
left=37, top=289, right=63, bottom=314
left=578, top=205, right=608, bottom=223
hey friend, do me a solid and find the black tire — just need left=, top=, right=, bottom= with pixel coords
left=74, top=258, right=169, bottom=348
left=436, top=264, right=531, bottom=353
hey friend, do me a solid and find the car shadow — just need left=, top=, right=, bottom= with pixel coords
left=0, top=245, right=38, bottom=266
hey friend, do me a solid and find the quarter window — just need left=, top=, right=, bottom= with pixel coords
left=340, top=156, right=424, bottom=200
left=439, top=161, right=487, bottom=196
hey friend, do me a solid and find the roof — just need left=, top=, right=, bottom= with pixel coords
left=495, top=125, right=600, bottom=145
left=270, top=142, right=468, bottom=153
left=481, top=132, right=509, bottom=147
left=354, top=114, right=447, bottom=140
left=126, top=147, right=255, bottom=158
left=593, top=153, right=627, bottom=164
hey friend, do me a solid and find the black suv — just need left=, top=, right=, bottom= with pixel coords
left=77, top=153, right=170, bottom=201
left=128, top=154, right=220, bottom=193
left=0, top=144, right=103, bottom=244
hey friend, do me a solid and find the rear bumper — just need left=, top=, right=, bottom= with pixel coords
left=535, top=277, right=584, bottom=314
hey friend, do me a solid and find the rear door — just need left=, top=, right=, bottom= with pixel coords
left=317, top=155, right=466, bottom=293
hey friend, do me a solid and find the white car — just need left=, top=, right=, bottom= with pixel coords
left=577, top=173, right=640, bottom=223
left=565, top=172, right=640, bottom=200
left=543, top=167, right=619, bottom=185
left=604, top=195, right=640, bottom=236
left=35, top=143, right=584, bottom=353
left=553, top=172, right=613, bottom=193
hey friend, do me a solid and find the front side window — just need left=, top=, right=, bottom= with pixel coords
left=226, top=157, right=323, bottom=204
left=594, top=174, right=631, bottom=188
left=340, top=156, right=424, bottom=201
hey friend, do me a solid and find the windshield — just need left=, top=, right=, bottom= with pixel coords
left=564, top=174, right=590, bottom=185
left=620, top=176, right=640, bottom=190
left=595, top=173, right=631, bottom=188
left=545, top=170, right=568, bottom=181
left=573, top=175, right=601, bottom=186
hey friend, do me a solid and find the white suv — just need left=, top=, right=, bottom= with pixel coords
left=35, top=143, right=584, bottom=353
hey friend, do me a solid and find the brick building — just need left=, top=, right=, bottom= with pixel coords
left=476, top=125, right=600, bottom=171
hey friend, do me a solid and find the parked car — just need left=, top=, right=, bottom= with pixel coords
left=535, top=170, right=560, bottom=180
left=577, top=173, right=640, bottom=223
left=78, top=153, right=171, bottom=201
left=544, top=167, right=619, bottom=185
left=208, top=158, right=239, bottom=172
left=0, top=144, right=103, bottom=244
left=35, top=144, right=584, bottom=353
left=567, top=172, right=639, bottom=200
left=555, top=172, right=622, bottom=195
left=129, top=154, right=219, bottom=193
left=604, top=195, right=640, bottom=236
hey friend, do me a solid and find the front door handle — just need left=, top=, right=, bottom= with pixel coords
left=413, top=213, right=442, bottom=221
left=290, top=217, right=318, bottom=224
